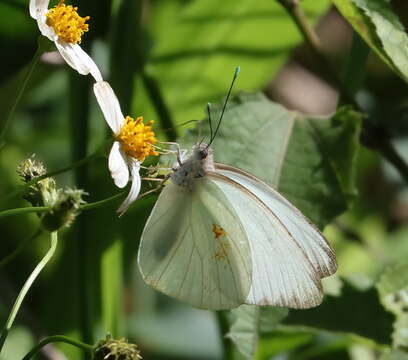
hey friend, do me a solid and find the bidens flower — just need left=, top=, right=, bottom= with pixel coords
left=29, top=0, right=102, bottom=81
left=94, top=81, right=158, bottom=214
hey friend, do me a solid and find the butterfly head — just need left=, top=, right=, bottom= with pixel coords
left=193, top=143, right=211, bottom=161
left=170, top=143, right=214, bottom=188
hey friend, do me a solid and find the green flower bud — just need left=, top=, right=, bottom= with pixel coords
left=94, top=335, right=142, bottom=360
left=17, top=155, right=57, bottom=207
left=41, top=188, right=87, bottom=232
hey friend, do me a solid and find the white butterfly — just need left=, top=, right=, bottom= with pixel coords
left=138, top=142, right=337, bottom=310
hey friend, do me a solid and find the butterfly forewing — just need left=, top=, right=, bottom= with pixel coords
left=215, top=164, right=337, bottom=277
left=209, top=166, right=336, bottom=308
left=138, top=179, right=252, bottom=310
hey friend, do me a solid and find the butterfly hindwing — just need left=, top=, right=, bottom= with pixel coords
left=208, top=165, right=337, bottom=308
left=138, top=178, right=252, bottom=310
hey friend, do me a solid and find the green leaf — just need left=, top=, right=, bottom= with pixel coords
left=285, top=282, right=393, bottom=344
left=227, top=305, right=288, bottom=359
left=179, top=92, right=362, bottom=228
left=138, top=0, right=330, bottom=126
left=377, top=263, right=408, bottom=349
left=333, top=0, right=408, bottom=83
left=381, top=349, right=408, bottom=360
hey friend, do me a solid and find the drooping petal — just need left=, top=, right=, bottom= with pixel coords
left=29, top=0, right=49, bottom=19
left=93, top=81, right=125, bottom=134
left=54, top=40, right=103, bottom=81
left=37, top=16, right=58, bottom=41
left=109, top=141, right=129, bottom=188
left=117, top=159, right=141, bottom=215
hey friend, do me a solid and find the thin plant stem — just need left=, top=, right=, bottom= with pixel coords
left=141, top=71, right=178, bottom=142
left=0, top=192, right=126, bottom=219
left=216, top=311, right=234, bottom=360
left=22, top=335, right=93, bottom=360
left=275, top=0, right=408, bottom=185
left=2, top=151, right=103, bottom=202
left=0, top=46, right=42, bottom=147
left=0, top=228, right=42, bottom=268
left=0, top=206, right=49, bottom=219
left=0, top=232, right=58, bottom=354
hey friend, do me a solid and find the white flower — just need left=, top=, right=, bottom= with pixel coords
left=93, top=81, right=158, bottom=214
left=29, top=0, right=102, bottom=81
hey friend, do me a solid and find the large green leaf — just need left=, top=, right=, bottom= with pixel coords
left=226, top=306, right=288, bottom=359
left=333, top=0, right=408, bottom=83
left=178, top=92, right=362, bottom=358
left=377, top=263, right=408, bottom=349
left=179, top=92, right=362, bottom=228
left=137, top=0, right=330, bottom=125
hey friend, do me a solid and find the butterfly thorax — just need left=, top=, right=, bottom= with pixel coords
left=171, top=143, right=215, bottom=188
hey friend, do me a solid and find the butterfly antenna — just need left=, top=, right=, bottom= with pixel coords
left=207, top=102, right=213, bottom=144
left=207, top=66, right=240, bottom=148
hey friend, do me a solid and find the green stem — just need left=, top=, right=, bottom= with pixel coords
left=0, top=228, right=42, bottom=268
left=80, top=192, right=125, bottom=211
left=2, top=151, right=103, bottom=202
left=22, top=335, right=93, bottom=360
left=0, top=192, right=125, bottom=219
left=0, top=46, right=42, bottom=147
left=0, top=206, right=49, bottom=219
left=216, top=311, right=234, bottom=360
left=141, top=71, right=177, bottom=141
left=0, top=232, right=58, bottom=354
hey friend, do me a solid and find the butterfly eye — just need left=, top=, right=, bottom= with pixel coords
left=198, top=148, right=208, bottom=160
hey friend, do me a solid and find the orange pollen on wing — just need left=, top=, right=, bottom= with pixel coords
left=46, top=0, right=90, bottom=44
left=212, top=224, right=226, bottom=239
left=117, top=116, right=159, bottom=162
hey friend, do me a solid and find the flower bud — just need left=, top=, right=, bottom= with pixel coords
left=17, top=155, right=57, bottom=207
left=41, top=188, right=87, bottom=232
left=93, top=335, right=142, bottom=360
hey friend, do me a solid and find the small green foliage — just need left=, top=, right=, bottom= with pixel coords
left=378, top=263, right=408, bottom=350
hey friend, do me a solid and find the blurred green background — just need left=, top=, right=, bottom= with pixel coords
left=2, top=0, right=408, bottom=359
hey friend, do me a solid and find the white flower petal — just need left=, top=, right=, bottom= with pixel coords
left=109, top=141, right=129, bottom=188
left=93, top=81, right=125, bottom=134
left=117, top=160, right=141, bottom=215
left=54, top=40, right=103, bottom=81
left=29, top=0, right=49, bottom=19
left=37, top=16, right=58, bottom=41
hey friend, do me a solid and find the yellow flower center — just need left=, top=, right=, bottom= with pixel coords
left=46, top=0, right=90, bottom=44
left=117, top=116, right=159, bottom=162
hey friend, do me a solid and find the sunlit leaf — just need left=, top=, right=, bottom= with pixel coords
left=333, top=0, right=408, bottom=83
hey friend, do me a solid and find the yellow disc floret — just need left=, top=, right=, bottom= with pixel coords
left=117, top=116, right=159, bottom=162
left=46, top=0, right=90, bottom=44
